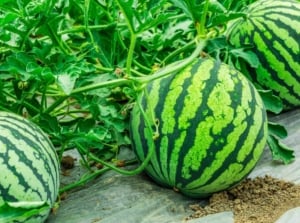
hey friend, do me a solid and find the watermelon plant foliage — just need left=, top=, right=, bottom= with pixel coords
left=0, top=0, right=296, bottom=204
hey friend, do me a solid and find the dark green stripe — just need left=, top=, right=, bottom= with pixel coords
left=174, top=60, right=222, bottom=185
left=0, top=134, right=45, bottom=201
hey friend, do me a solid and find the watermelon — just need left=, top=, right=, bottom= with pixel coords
left=0, top=112, right=60, bottom=222
left=226, top=0, right=300, bottom=109
left=129, top=58, right=268, bottom=198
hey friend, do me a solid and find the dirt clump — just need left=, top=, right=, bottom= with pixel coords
left=186, top=175, right=300, bottom=223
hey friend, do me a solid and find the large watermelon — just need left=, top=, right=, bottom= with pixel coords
left=227, top=0, right=300, bottom=109
left=0, top=112, right=60, bottom=222
left=129, top=58, right=268, bottom=198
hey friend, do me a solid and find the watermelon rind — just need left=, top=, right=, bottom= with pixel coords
left=130, top=58, right=268, bottom=198
left=0, top=112, right=60, bottom=222
left=227, top=0, right=300, bottom=109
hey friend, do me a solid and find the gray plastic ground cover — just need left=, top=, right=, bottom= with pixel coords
left=47, top=108, right=300, bottom=223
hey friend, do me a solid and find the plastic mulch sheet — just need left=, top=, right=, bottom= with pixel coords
left=47, top=109, right=300, bottom=223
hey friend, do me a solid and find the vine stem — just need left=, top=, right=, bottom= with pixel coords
left=114, top=0, right=138, bottom=76
left=126, top=33, right=137, bottom=76
left=70, top=78, right=131, bottom=95
left=161, top=39, right=196, bottom=65
left=59, top=166, right=111, bottom=193
left=67, top=38, right=206, bottom=96
left=199, top=0, right=210, bottom=37
left=131, top=38, right=207, bottom=84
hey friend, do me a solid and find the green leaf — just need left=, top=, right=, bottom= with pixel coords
left=0, top=12, right=18, bottom=25
left=207, top=11, right=246, bottom=28
left=230, top=48, right=260, bottom=68
left=267, top=135, right=295, bottom=164
left=268, top=122, right=288, bottom=139
left=0, top=201, right=50, bottom=222
left=115, top=0, right=172, bottom=34
left=208, top=0, right=227, bottom=13
left=180, top=0, right=205, bottom=22
left=258, top=90, right=283, bottom=114
left=0, top=0, right=16, bottom=6
left=57, top=73, right=78, bottom=95
left=75, top=118, right=96, bottom=132
left=168, top=0, right=191, bottom=18
left=86, top=128, right=110, bottom=142
left=38, top=114, right=61, bottom=134
left=171, top=0, right=245, bottom=29
left=266, top=111, right=294, bottom=164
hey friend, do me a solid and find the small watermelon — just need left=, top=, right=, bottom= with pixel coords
left=0, top=112, right=60, bottom=222
left=129, top=58, right=268, bottom=198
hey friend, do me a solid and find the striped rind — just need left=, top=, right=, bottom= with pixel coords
left=227, top=0, right=300, bottom=109
left=0, top=112, right=59, bottom=220
left=130, top=58, right=268, bottom=198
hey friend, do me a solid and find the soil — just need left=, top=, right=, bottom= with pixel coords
left=186, top=175, right=300, bottom=223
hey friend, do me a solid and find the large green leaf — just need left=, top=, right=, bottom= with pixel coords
left=267, top=135, right=295, bottom=164
left=0, top=201, right=50, bottom=223
left=115, top=0, right=173, bottom=34
left=259, top=90, right=283, bottom=114
left=268, top=122, right=288, bottom=139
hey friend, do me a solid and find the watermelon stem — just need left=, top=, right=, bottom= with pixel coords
left=125, top=33, right=137, bottom=77
left=59, top=166, right=111, bottom=193
left=162, top=39, right=196, bottom=65
left=143, top=88, right=160, bottom=139
left=131, top=38, right=207, bottom=84
left=198, top=0, right=210, bottom=37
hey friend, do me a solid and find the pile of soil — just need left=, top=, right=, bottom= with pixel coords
left=186, top=175, right=300, bottom=223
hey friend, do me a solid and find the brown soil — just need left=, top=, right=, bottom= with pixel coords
left=186, top=175, right=300, bottom=223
